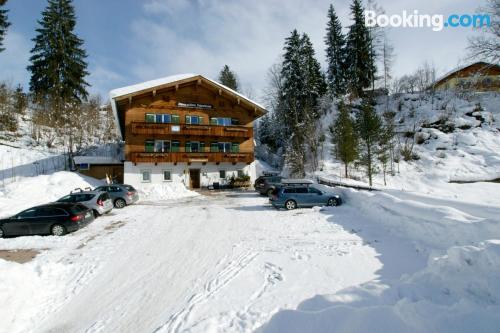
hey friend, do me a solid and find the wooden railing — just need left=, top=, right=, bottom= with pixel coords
left=128, top=151, right=254, bottom=164
left=129, top=122, right=253, bottom=138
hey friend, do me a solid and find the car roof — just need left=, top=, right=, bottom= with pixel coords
left=281, top=179, right=314, bottom=184
left=37, top=202, right=83, bottom=208
left=68, top=191, right=102, bottom=195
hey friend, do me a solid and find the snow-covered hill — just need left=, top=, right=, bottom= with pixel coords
left=316, top=91, right=500, bottom=198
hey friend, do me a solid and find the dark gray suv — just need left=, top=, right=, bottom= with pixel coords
left=94, top=184, right=139, bottom=208
left=254, top=175, right=284, bottom=196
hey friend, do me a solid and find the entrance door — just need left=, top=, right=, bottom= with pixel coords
left=189, top=169, right=200, bottom=189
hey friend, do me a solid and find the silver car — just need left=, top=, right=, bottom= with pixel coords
left=56, top=189, right=114, bottom=217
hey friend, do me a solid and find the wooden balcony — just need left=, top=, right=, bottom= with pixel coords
left=129, top=122, right=253, bottom=138
left=128, top=150, right=254, bottom=164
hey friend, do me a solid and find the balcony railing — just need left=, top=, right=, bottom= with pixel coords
left=129, top=122, right=253, bottom=138
left=128, top=150, right=254, bottom=164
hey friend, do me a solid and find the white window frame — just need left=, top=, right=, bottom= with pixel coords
left=141, top=170, right=152, bottom=183
left=163, top=170, right=172, bottom=182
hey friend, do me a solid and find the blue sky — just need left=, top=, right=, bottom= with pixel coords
left=0, top=0, right=483, bottom=103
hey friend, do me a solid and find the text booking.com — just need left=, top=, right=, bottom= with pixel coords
left=365, top=10, right=491, bottom=31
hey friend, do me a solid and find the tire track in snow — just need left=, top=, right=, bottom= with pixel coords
left=155, top=249, right=259, bottom=333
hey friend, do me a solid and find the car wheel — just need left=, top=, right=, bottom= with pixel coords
left=0, top=227, right=4, bottom=238
left=92, top=210, right=100, bottom=218
left=328, top=198, right=339, bottom=206
left=51, top=224, right=66, bottom=236
left=266, top=189, right=274, bottom=197
left=285, top=200, right=297, bottom=210
left=114, top=198, right=126, bottom=209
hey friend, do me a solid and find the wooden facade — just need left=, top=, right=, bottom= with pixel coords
left=112, top=75, right=265, bottom=167
left=434, top=62, right=500, bottom=92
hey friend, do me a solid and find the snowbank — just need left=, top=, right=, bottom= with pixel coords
left=137, top=182, right=199, bottom=201
left=0, top=171, right=104, bottom=218
left=259, top=241, right=500, bottom=333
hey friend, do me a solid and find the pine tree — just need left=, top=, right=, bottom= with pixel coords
left=332, top=101, right=358, bottom=177
left=218, top=65, right=239, bottom=91
left=0, top=0, right=10, bottom=52
left=13, top=84, right=27, bottom=115
left=355, top=99, right=382, bottom=187
left=345, top=0, right=376, bottom=97
left=325, top=4, right=346, bottom=96
left=280, top=30, right=326, bottom=176
left=27, top=0, right=89, bottom=121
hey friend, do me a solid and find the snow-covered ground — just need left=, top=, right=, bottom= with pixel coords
left=1, top=177, right=499, bottom=332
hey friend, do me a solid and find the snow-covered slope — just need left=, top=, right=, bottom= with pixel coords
left=317, top=91, right=500, bottom=198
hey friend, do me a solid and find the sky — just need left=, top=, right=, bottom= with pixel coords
left=0, top=0, right=485, bottom=104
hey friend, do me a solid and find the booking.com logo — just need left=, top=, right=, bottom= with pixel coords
left=365, top=10, right=491, bottom=32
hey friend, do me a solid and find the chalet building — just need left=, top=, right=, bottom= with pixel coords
left=109, top=74, right=266, bottom=190
left=433, top=61, right=500, bottom=92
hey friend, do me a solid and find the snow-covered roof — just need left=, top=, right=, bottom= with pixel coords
left=109, top=74, right=267, bottom=139
left=73, top=156, right=123, bottom=165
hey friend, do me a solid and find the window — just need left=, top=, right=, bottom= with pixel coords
left=18, top=208, right=38, bottom=218
left=231, top=118, right=239, bottom=125
left=145, top=113, right=155, bottom=123
left=210, top=142, right=219, bottom=152
left=155, top=140, right=170, bottom=152
left=237, top=170, right=244, bottom=178
left=308, top=187, right=322, bottom=194
left=186, top=141, right=202, bottom=152
left=210, top=117, right=232, bottom=126
left=74, top=194, right=95, bottom=202
left=145, top=140, right=155, bottom=153
left=141, top=170, right=151, bottom=183
left=186, top=115, right=203, bottom=125
left=155, top=114, right=163, bottom=123
left=163, top=170, right=172, bottom=181
left=231, top=143, right=239, bottom=153
left=39, top=207, right=68, bottom=217
left=79, top=163, right=89, bottom=170
left=218, top=142, right=232, bottom=153
left=283, top=188, right=296, bottom=194
left=219, top=170, right=226, bottom=179
left=295, top=187, right=308, bottom=193
left=171, top=114, right=180, bottom=124
left=58, top=195, right=75, bottom=203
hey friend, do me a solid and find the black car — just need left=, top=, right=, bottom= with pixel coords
left=254, top=175, right=284, bottom=196
left=0, top=203, right=94, bottom=237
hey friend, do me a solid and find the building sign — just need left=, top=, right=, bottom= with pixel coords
left=177, top=102, right=213, bottom=110
left=171, top=125, right=180, bottom=132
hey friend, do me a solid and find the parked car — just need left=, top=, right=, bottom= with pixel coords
left=0, top=203, right=94, bottom=237
left=254, top=174, right=284, bottom=196
left=56, top=189, right=113, bottom=218
left=269, top=184, right=342, bottom=210
left=94, top=184, right=139, bottom=208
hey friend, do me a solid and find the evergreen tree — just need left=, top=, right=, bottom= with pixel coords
left=355, top=99, right=382, bottom=187
left=345, top=0, right=376, bottom=97
left=332, top=101, right=358, bottom=177
left=325, top=4, right=346, bottom=96
left=280, top=30, right=326, bottom=176
left=13, top=84, right=27, bottom=115
left=28, top=0, right=89, bottom=121
left=218, top=65, right=239, bottom=91
left=0, top=0, right=10, bottom=52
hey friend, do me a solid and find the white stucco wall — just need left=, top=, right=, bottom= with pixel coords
left=124, top=161, right=256, bottom=190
